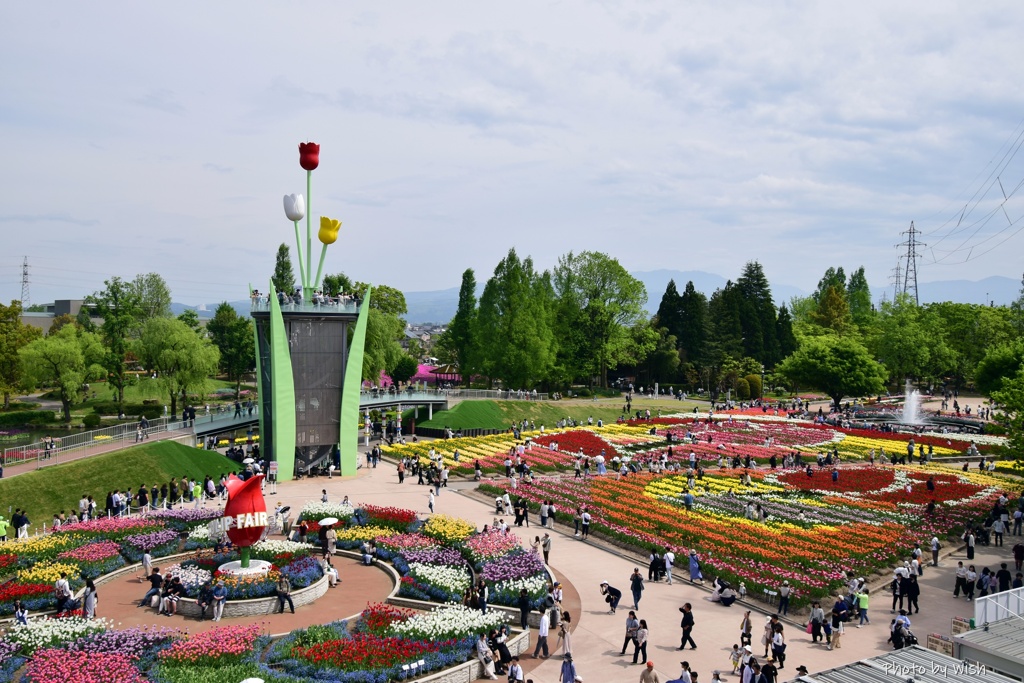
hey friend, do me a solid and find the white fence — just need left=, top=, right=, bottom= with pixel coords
left=2, top=417, right=187, bottom=468
left=975, top=585, right=1024, bottom=625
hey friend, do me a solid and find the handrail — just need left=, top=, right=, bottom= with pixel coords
left=2, top=417, right=187, bottom=467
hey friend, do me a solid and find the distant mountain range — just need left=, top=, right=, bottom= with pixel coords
left=172, top=271, right=1021, bottom=324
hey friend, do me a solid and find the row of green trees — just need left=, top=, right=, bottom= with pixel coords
left=435, top=250, right=653, bottom=390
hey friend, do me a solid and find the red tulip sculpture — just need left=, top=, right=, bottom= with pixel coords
left=224, top=474, right=267, bottom=568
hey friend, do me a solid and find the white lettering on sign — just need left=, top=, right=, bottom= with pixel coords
left=234, top=512, right=268, bottom=529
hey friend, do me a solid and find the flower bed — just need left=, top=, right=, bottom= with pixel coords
left=401, top=563, right=471, bottom=602
left=58, top=541, right=126, bottom=578
left=421, top=515, right=475, bottom=544
left=359, top=504, right=419, bottom=531
left=121, top=529, right=180, bottom=562
left=481, top=462, right=1009, bottom=607
left=147, top=508, right=223, bottom=533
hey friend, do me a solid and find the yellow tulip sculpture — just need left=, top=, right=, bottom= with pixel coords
left=318, top=216, right=341, bottom=245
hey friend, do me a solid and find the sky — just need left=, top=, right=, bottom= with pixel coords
left=3, top=1, right=1024, bottom=307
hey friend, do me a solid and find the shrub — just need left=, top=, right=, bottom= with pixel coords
left=0, top=411, right=55, bottom=428
left=744, top=374, right=762, bottom=399
left=734, top=378, right=750, bottom=400
left=90, top=403, right=161, bottom=420
left=82, top=414, right=101, bottom=429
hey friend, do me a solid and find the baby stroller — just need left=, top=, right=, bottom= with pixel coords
left=890, top=622, right=917, bottom=649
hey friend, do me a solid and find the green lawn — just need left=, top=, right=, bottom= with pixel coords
left=415, top=397, right=704, bottom=430
left=0, top=440, right=236, bottom=532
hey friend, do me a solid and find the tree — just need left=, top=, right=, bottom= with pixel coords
left=477, top=249, right=555, bottom=388
left=812, top=267, right=846, bottom=304
left=352, top=283, right=407, bottom=319
left=48, top=314, right=76, bottom=336
left=362, top=308, right=405, bottom=382
left=139, top=318, right=220, bottom=419
left=86, top=276, right=142, bottom=407
left=177, top=309, right=203, bottom=335
left=553, top=252, right=647, bottom=387
left=322, top=272, right=354, bottom=297
left=992, top=366, right=1024, bottom=463
left=737, top=261, right=780, bottom=367
left=205, top=303, right=255, bottom=396
left=776, top=335, right=887, bottom=408
left=926, top=302, right=1013, bottom=390
left=677, top=281, right=708, bottom=365
left=389, top=354, right=419, bottom=385
left=656, top=280, right=684, bottom=342
left=644, top=325, right=680, bottom=383
left=19, top=325, right=105, bottom=422
left=1011, top=272, right=1024, bottom=336
left=130, top=272, right=172, bottom=323
left=707, top=283, right=744, bottom=359
left=447, top=269, right=478, bottom=385
left=0, top=301, right=42, bottom=408
left=775, top=305, right=797, bottom=359
left=976, top=341, right=1024, bottom=396
left=846, top=267, right=874, bottom=327
left=871, top=294, right=932, bottom=383
left=271, top=244, right=296, bottom=294
left=809, top=286, right=853, bottom=334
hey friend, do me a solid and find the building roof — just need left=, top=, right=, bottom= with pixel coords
left=955, top=617, right=1024, bottom=660
left=799, top=646, right=1018, bottom=683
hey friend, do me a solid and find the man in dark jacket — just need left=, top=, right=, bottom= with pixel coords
left=678, top=602, right=696, bottom=649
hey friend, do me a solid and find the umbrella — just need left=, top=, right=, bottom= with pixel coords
left=242, top=458, right=255, bottom=464
left=319, top=516, right=339, bottom=526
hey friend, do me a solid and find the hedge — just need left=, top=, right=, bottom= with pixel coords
left=0, top=410, right=56, bottom=427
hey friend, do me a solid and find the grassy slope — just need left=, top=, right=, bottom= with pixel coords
left=0, top=441, right=236, bottom=531
left=416, top=397, right=704, bottom=430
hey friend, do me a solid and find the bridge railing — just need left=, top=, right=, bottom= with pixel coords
left=359, top=388, right=548, bottom=401
left=2, top=417, right=187, bottom=468
left=250, top=299, right=360, bottom=315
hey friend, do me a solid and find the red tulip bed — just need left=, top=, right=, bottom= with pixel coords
left=480, top=463, right=1012, bottom=607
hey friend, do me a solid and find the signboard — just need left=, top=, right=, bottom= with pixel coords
left=927, top=633, right=954, bottom=658
left=268, top=462, right=279, bottom=475
left=951, top=616, right=973, bottom=636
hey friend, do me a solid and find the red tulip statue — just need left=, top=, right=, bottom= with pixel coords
left=224, top=474, right=267, bottom=568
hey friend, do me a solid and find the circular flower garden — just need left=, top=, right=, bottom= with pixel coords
left=0, top=501, right=548, bottom=682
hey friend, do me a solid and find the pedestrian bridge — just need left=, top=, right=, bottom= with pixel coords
left=191, top=391, right=450, bottom=437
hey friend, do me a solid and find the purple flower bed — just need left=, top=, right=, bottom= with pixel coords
left=402, top=548, right=467, bottom=567
left=122, top=529, right=180, bottom=562
left=147, top=508, right=222, bottom=532
left=66, top=626, right=179, bottom=665
left=479, top=551, right=546, bottom=583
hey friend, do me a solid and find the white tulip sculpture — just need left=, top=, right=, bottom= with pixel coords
left=283, top=193, right=307, bottom=290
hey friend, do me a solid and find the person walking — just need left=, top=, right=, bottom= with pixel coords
left=632, top=619, right=649, bottom=664
left=931, top=536, right=941, bottom=566
left=630, top=567, right=645, bottom=611
left=993, top=518, right=1006, bottom=547
left=276, top=575, right=295, bottom=614
left=212, top=580, right=227, bottom=621
left=739, top=609, right=753, bottom=647
left=777, top=581, right=791, bottom=616
left=581, top=509, right=591, bottom=539
left=905, top=575, right=920, bottom=614
left=664, top=548, right=676, bottom=585
left=964, top=529, right=976, bottom=560
left=678, top=602, right=697, bottom=650
left=620, top=611, right=640, bottom=655
left=640, top=661, right=660, bottom=683
left=558, top=653, right=579, bottom=683
left=855, top=588, right=870, bottom=626
left=809, top=601, right=825, bottom=643
left=542, top=533, right=552, bottom=564
left=556, top=611, right=573, bottom=655
left=428, top=490, right=435, bottom=514
left=770, top=624, right=786, bottom=669
left=1013, top=542, right=1024, bottom=572
left=82, top=578, right=98, bottom=619
left=533, top=608, right=550, bottom=659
